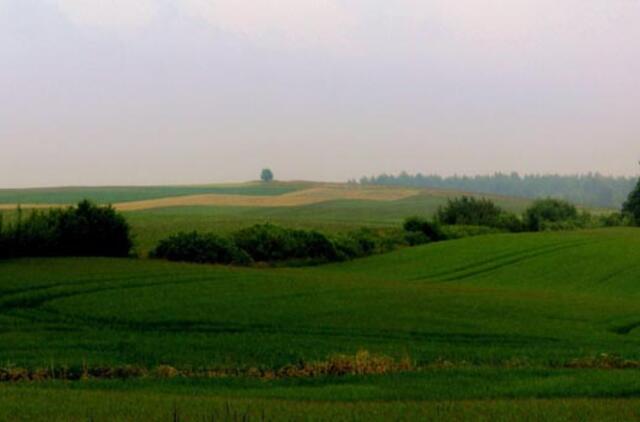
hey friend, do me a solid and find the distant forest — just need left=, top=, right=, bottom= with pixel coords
left=357, top=173, right=638, bottom=209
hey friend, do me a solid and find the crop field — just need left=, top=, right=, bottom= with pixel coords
left=2, top=217, right=640, bottom=420
left=0, top=182, right=311, bottom=207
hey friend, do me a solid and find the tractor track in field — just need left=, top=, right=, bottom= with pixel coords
left=0, top=274, right=230, bottom=322
left=407, top=239, right=594, bottom=283
left=13, top=306, right=564, bottom=347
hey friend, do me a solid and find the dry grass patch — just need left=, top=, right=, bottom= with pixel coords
left=114, top=185, right=420, bottom=211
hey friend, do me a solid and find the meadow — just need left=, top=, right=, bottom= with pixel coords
left=1, top=183, right=638, bottom=420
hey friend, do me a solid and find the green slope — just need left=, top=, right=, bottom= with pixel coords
left=2, top=228, right=640, bottom=419
left=1, top=228, right=639, bottom=370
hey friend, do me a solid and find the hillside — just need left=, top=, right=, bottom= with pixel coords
left=2, top=228, right=639, bottom=369
left=2, top=186, right=638, bottom=419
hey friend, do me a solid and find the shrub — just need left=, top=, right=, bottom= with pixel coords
left=403, top=217, right=446, bottom=245
left=150, top=231, right=251, bottom=265
left=436, top=196, right=523, bottom=232
left=524, top=198, right=579, bottom=231
left=599, top=212, right=634, bottom=227
left=0, top=200, right=132, bottom=259
left=233, top=223, right=339, bottom=263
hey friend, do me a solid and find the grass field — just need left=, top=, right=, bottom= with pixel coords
left=0, top=182, right=310, bottom=205
left=1, top=183, right=636, bottom=420
left=1, top=225, right=640, bottom=419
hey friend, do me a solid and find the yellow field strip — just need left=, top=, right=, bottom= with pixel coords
left=0, top=186, right=421, bottom=212
left=114, top=186, right=421, bottom=211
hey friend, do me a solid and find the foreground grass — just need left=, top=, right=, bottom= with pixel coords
left=3, top=373, right=640, bottom=421
left=2, top=228, right=640, bottom=419
left=1, top=229, right=640, bottom=369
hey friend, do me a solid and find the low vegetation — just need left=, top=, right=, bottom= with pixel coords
left=0, top=200, right=132, bottom=259
left=151, top=224, right=415, bottom=266
left=434, top=195, right=634, bottom=235
left=149, top=231, right=251, bottom=265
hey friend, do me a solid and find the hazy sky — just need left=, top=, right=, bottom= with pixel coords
left=1, top=0, right=639, bottom=187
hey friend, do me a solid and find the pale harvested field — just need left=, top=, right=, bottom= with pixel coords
left=114, top=185, right=421, bottom=211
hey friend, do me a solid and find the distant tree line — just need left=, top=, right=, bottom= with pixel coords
left=357, top=172, right=637, bottom=208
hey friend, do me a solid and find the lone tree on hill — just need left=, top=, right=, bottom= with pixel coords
left=261, top=168, right=274, bottom=183
left=622, top=163, right=640, bottom=224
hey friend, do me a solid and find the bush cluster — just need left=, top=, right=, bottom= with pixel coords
left=233, top=224, right=339, bottom=263
left=436, top=196, right=524, bottom=232
left=149, top=232, right=251, bottom=265
left=435, top=196, right=633, bottom=234
left=403, top=217, right=446, bottom=245
left=0, top=200, right=132, bottom=259
left=151, top=224, right=413, bottom=266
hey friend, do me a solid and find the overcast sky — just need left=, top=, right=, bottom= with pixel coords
left=1, top=0, right=639, bottom=187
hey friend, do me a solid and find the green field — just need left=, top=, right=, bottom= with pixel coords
left=0, top=182, right=308, bottom=204
left=124, top=192, right=531, bottom=255
left=2, top=222, right=640, bottom=419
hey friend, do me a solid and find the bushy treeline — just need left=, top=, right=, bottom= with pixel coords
left=433, top=196, right=634, bottom=233
left=358, top=172, right=637, bottom=208
left=151, top=223, right=420, bottom=266
left=0, top=200, right=132, bottom=259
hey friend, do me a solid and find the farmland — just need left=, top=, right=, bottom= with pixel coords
left=1, top=183, right=639, bottom=420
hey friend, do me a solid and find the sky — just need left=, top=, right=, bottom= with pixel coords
left=1, top=0, right=639, bottom=187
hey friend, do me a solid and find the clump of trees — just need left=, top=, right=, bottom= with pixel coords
left=233, top=224, right=339, bottom=263
left=151, top=222, right=431, bottom=266
left=149, top=232, right=251, bottom=265
left=433, top=195, right=636, bottom=234
left=436, top=196, right=524, bottom=232
left=152, top=224, right=343, bottom=266
left=0, top=200, right=133, bottom=259
left=524, top=198, right=581, bottom=231
left=403, top=217, right=446, bottom=245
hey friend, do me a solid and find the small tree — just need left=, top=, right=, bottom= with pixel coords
left=261, top=168, right=274, bottom=183
left=623, top=174, right=640, bottom=225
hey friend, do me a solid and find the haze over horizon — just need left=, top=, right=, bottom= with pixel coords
left=1, top=0, right=639, bottom=188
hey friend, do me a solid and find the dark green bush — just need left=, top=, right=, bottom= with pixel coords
left=436, top=196, right=523, bottom=232
left=524, top=199, right=579, bottom=231
left=403, top=217, right=446, bottom=245
left=622, top=178, right=640, bottom=225
left=0, top=200, right=132, bottom=259
left=233, top=223, right=339, bottom=263
left=599, top=212, right=634, bottom=228
left=150, top=231, right=251, bottom=265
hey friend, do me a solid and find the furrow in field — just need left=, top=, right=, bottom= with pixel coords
left=13, top=305, right=563, bottom=348
left=405, top=240, right=592, bottom=283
